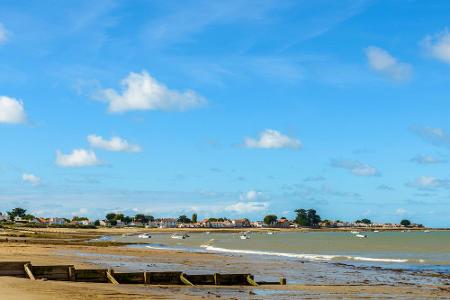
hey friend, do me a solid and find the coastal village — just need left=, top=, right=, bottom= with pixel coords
left=0, top=208, right=423, bottom=230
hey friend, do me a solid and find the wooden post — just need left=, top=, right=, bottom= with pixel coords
left=106, top=269, right=119, bottom=285
left=24, top=263, right=35, bottom=280
left=144, top=271, right=151, bottom=284
left=279, top=277, right=287, bottom=285
left=246, top=275, right=258, bottom=286
left=180, top=273, right=195, bottom=286
left=68, top=266, right=76, bottom=281
left=214, top=273, right=220, bottom=285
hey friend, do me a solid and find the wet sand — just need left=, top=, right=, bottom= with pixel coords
left=0, top=241, right=449, bottom=299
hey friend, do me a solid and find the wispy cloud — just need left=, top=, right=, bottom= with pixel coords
left=22, top=173, right=41, bottom=186
left=331, top=159, right=379, bottom=177
left=0, top=96, right=26, bottom=124
left=239, top=190, right=266, bottom=201
left=412, top=126, right=450, bottom=148
left=377, top=184, right=394, bottom=191
left=303, top=176, right=326, bottom=182
left=225, top=201, right=269, bottom=214
left=365, top=46, right=412, bottom=81
left=87, top=134, right=141, bottom=152
left=56, top=149, right=101, bottom=167
left=0, top=23, right=8, bottom=44
left=244, top=129, right=302, bottom=149
left=95, top=71, right=206, bottom=113
left=406, top=176, right=450, bottom=190
left=421, top=29, right=450, bottom=64
left=410, top=154, right=446, bottom=165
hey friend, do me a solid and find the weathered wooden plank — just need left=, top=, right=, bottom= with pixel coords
left=144, top=272, right=183, bottom=285
left=24, top=263, right=35, bottom=280
left=185, top=274, right=216, bottom=285
left=0, top=261, right=29, bottom=277
left=32, top=265, right=73, bottom=281
left=180, top=273, right=195, bottom=286
left=74, top=269, right=108, bottom=283
left=107, top=269, right=119, bottom=285
left=214, top=273, right=252, bottom=286
left=114, top=272, right=145, bottom=284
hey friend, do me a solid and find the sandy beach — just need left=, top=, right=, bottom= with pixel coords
left=0, top=227, right=449, bottom=299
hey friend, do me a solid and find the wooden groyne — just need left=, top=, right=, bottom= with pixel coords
left=0, top=261, right=286, bottom=286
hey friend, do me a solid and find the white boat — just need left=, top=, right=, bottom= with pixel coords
left=171, top=233, right=189, bottom=239
left=424, top=230, right=430, bottom=233
left=350, top=231, right=360, bottom=234
left=355, top=234, right=367, bottom=238
left=138, top=233, right=151, bottom=239
left=240, top=234, right=250, bottom=240
left=373, top=230, right=379, bottom=233
left=267, top=231, right=274, bottom=235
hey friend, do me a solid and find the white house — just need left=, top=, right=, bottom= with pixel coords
left=156, top=218, right=177, bottom=228
left=48, top=217, right=66, bottom=225
left=0, top=213, right=9, bottom=222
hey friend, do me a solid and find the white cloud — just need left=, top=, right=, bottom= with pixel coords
left=410, top=154, right=446, bottom=165
left=406, top=176, right=450, bottom=189
left=96, top=71, right=206, bottom=113
left=87, top=134, right=141, bottom=152
left=0, top=96, right=26, bottom=124
left=0, top=23, right=7, bottom=44
left=239, top=190, right=264, bottom=201
left=331, top=159, right=379, bottom=177
left=22, top=173, right=40, bottom=186
left=412, top=126, right=450, bottom=148
left=225, top=201, right=269, bottom=214
left=422, top=29, right=450, bottom=64
left=365, top=46, right=412, bottom=81
left=244, top=129, right=302, bottom=149
left=56, top=149, right=101, bottom=167
left=395, top=208, right=407, bottom=215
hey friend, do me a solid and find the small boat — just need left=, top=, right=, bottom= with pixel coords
left=424, top=230, right=430, bottom=233
left=171, top=233, right=189, bottom=239
left=267, top=231, right=275, bottom=235
left=355, top=234, right=367, bottom=238
left=350, top=231, right=360, bottom=234
left=373, top=230, right=379, bottom=233
left=138, top=233, right=151, bottom=239
left=205, top=232, right=210, bottom=235
left=240, top=234, right=250, bottom=240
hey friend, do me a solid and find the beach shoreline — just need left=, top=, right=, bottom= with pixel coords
left=0, top=227, right=449, bottom=299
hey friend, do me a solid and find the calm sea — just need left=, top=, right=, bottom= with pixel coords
left=103, top=230, right=450, bottom=274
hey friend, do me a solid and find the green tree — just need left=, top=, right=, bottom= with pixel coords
left=105, top=213, right=117, bottom=221
left=177, top=215, right=191, bottom=223
left=360, top=218, right=371, bottom=225
left=307, top=209, right=321, bottom=227
left=123, top=216, right=132, bottom=223
left=115, top=213, right=124, bottom=221
left=400, top=219, right=411, bottom=227
left=94, top=220, right=100, bottom=226
left=294, top=209, right=309, bottom=226
left=7, top=207, right=27, bottom=219
left=72, top=216, right=88, bottom=222
left=192, top=213, right=198, bottom=223
left=263, top=214, right=278, bottom=225
left=22, top=214, right=35, bottom=220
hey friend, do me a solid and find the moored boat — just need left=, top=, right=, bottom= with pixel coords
left=138, top=233, right=151, bottom=239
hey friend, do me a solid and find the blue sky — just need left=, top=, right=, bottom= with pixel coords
left=1, top=0, right=450, bottom=226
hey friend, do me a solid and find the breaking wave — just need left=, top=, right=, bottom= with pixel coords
left=201, top=245, right=409, bottom=263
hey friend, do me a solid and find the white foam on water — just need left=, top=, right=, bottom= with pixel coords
left=202, top=245, right=409, bottom=263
